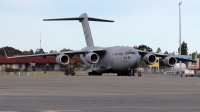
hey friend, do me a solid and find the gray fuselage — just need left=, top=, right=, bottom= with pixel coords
left=80, top=46, right=140, bottom=73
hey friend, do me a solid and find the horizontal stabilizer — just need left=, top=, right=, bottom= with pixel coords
left=88, top=17, right=114, bottom=22
left=43, top=13, right=114, bottom=47
left=43, top=17, right=83, bottom=21
left=44, top=17, right=114, bottom=22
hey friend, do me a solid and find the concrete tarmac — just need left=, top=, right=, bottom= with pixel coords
left=0, top=75, right=200, bottom=112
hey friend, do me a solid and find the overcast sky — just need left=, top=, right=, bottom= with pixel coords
left=0, top=0, right=199, bottom=54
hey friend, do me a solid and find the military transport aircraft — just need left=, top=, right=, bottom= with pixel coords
left=3, top=13, right=196, bottom=76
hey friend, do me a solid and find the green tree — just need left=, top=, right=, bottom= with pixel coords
left=75, top=60, right=85, bottom=68
left=29, top=49, right=34, bottom=55
left=22, top=50, right=31, bottom=55
left=49, top=50, right=54, bottom=53
left=164, top=51, right=168, bottom=54
left=178, top=41, right=188, bottom=55
left=135, top=45, right=153, bottom=52
left=171, top=51, right=175, bottom=55
left=156, top=47, right=161, bottom=53
left=60, top=48, right=72, bottom=52
left=0, top=46, right=22, bottom=56
left=133, top=46, right=138, bottom=49
left=189, top=52, right=200, bottom=59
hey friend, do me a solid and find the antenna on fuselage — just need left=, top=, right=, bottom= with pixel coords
left=43, top=13, right=114, bottom=47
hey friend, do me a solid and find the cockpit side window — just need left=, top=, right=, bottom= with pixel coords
left=125, top=52, right=132, bottom=55
left=130, top=51, right=139, bottom=55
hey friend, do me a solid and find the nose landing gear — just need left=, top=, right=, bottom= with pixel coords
left=88, top=71, right=102, bottom=76
left=117, top=69, right=135, bottom=76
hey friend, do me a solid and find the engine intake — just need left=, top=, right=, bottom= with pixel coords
left=56, top=54, right=69, bottom=65
left=163, top=56, right=177, bottom=67
left=85, top=53, right=99, bottom=64
left=143, top=54, right=156, bottom=64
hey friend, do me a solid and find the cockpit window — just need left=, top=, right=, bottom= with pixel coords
left=131, top=52, right=136, bottom=54
left=125, top=52, right=137, bottom=55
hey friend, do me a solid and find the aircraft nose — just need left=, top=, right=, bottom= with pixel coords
left=131, top=54, right=140, bottom=68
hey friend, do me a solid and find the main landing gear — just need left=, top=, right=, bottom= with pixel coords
left=88, top=71, right=102, bottom=76
left=117, top=70, right=135, bottom=76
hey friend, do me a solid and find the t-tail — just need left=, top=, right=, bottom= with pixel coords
left=194, top=51, right=198, bottom=67
left=43, top=13, right=114, bottom=47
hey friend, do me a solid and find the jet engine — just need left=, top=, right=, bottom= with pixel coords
left=143, top=54, right=156, bottom=64
left=163, top=56, right=177, bottom=67
left=56, top=54, right=69, bottom=65
left=85, top=53, right=99, bottom=64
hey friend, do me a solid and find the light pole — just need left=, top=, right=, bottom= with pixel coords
left=179, top=2, right=182, bottom=76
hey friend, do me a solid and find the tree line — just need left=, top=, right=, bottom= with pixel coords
left=0, top=47, right=76, bottom=57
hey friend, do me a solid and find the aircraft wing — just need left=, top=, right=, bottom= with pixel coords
left=137, top=50, right=196, bottom=62
left=3, top=47, right=106, bottom=59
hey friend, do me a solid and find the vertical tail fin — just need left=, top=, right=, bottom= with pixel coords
left=194, top=51, right=197, bottom=61
left=2, top=47, right=8, bottom=58
left=195, top=51, right=198, bottom=68
left=43, top=13, right=114, bottom=47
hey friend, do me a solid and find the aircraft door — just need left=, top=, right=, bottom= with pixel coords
left=123, top=56, right=128, bottom=68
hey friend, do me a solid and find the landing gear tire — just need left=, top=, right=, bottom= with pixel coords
left=88, top=72, right=92, bottom=76
left=98, top=73, right=102, bottom=76
left=88, top=71, right=102, bottom=76
left=117, top=73, right=120, bottom=76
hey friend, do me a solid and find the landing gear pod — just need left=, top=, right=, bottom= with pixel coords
left=56, top=54, right=69, bottom=65
left=85, top=53, right=99, bottom=64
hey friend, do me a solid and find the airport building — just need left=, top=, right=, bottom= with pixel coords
left=147, top=55, right=199, bottom=73
left=173, top=55, right=200, bottom=70
left=0, top=56, right=80, bottom=71
left=149, top=57, right=160, bottom=72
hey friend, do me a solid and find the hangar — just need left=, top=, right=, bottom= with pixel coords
left=0, top=56, right=80, bottom=71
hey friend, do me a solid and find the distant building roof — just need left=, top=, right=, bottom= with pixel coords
left=0, top=56, right=80, bottom=64
left=173, top=55, right=192, bottom=59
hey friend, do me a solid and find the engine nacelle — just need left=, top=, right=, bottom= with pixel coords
left=143, top=54, right=156, bottom=64
left=163, top=56, right=177, bottom=67
left=56, top=54, right=69, bottom=65
left=85, top=53, right=99, bottom=64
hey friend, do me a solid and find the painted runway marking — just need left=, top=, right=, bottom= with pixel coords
left=38, top=110, right=82, bottom=112
left=78, top=107, right=157, bottom=109
left=0, top=111, right=17, bottom=112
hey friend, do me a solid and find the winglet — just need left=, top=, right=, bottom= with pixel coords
left=2, top=47, right=8, bottom=58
